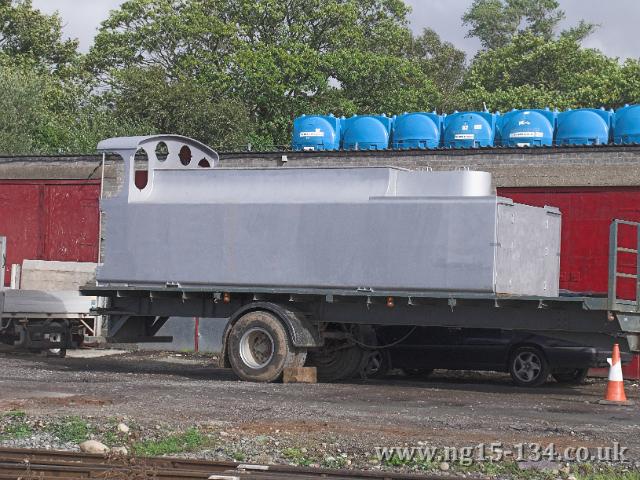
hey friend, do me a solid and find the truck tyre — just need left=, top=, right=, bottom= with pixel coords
left=553, top=368, right=589, bottom=385
left=509, top=346, right=549, bottom=387
left=307, top=341, right=363, bottom=382
left=227, top=311, right=306, bottom=382
left=404, top=368, right=434, bottom=378
left=44, top=322, right=67, bottom=358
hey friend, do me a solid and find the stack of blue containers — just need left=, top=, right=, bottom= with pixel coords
left=290, top=104, right=640, bottom=151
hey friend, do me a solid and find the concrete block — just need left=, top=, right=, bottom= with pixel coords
left=283, top=366, right=317, bottom=384
left=20, top=260, right=97, bottom=290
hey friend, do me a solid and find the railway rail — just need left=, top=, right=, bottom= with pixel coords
left=0, top=448, right=460, bottom=480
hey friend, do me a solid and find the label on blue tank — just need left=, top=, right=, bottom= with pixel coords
left=473, top=124, right=483, bottom=130
left=509, top=131, right=544, bottom=138
left=454, top=134, right=475, bottom=140
left=300, top=129, right=325, bottom=138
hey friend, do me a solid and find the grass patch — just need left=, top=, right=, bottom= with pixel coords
left=49, top=416, right=94, bottom=444
left=1, top=410, right=32, bottom=440
left=282, top=447, right=313, bottom=467
left=322, top=455, right=347, bottom=469
left=231, top=451, right=246, bottom=462
left=132, top=428, right=208, bottom=457
left=4, top=410, right=26, bottom=419
left=575, top=465, right=640, bottom=480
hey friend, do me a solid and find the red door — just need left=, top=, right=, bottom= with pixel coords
left=0, top=180, right=100, bottom=286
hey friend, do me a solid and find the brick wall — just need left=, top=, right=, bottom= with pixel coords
left=2, top=145, right=640, bottom=198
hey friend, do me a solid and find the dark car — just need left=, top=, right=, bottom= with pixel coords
left=374, top=326, right=630, bottom=387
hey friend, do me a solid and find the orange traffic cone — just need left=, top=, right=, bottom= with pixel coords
left=599, top=344, right=634, bottom=405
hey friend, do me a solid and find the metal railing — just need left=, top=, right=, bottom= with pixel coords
left=608, top=219, right=640, bottom=310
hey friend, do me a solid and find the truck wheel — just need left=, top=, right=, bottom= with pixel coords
left=509, top=346, right=549, bottom=387
left=227, top=311, right=306, bottom=382
left=44, top=322, right=67, bottom=358
left=404, top=368, right=434, bottom=378
left=307, top=341, right=363, bottom=382
left=553, top=368, right=589, bottom=385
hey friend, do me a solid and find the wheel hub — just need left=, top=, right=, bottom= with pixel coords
left=514, top=352, right=541, bottom=382
left=239, top=327, right=275, bottom=369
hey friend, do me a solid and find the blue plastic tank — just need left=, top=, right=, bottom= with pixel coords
left=613, top=104, right=640, bottom=144
left=498, top=109, right=556, bottom=147
left=292, top=114, right=341, bottom=151
left=442, top=111, right=496, bottom=148
left=391, top=112, right=441, bottom=149
left=555, top=108, right=612, bottom=146
left=342, top=115, right=393, bottom=150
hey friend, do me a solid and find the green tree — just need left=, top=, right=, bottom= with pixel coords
left=410, top=28, right=467, bottom=110
left=0, top=57, right=150, bottom=155
left=462, top=0, right=595, bottom=50
left=89, top=0, right=441, bottom=147
left=0, top=0, right=78, bottom=73
left=460, top=33, right=635, bottom=112
left=107, top=66, right=254, bottom=149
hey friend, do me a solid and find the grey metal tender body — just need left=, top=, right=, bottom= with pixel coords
left=84, top=135, right=640, bottom=382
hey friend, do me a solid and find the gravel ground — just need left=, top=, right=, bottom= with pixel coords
left=0, top=349, right=638, bottom=478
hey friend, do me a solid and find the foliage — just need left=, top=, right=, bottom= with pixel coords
left=88, top=0, right=440, bottom=146
left=0, top=411, right=32, bottom=440
left=282, top=447, right=313, bottom=466
left=132, top=428, right=207, bottom=456
left=462, top=0, right=595, bottom=50
left=459, top=33, right=640, bottom=112
left=0, top=0, right=78, bottom=74
left=410, top=28, right=467, bottom=111
left=49, top=416, right=95, bottom=444
left=0, top=60, right=151, bottom=155
left=0, top=0, right=637, bottom=154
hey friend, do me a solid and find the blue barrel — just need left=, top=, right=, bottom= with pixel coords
left=292, top=114, right=341, bottom=151
left=498, top=109, right=556, bottom=147
left=442, top=111, right=496, bottom=148
left=342, top=115, right=393, bottom=150
left=391, top=112, right=441, bottom=149
left=555, top=108, right=612, bottom=146
left=613, top=104, right=640, bottom=144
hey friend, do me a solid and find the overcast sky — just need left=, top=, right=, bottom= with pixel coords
left=31, top=0, right=640, bottom=60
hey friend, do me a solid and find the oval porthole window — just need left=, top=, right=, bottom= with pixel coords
left=179, top=145, right=192, bottom=166
left=155, top=142, right=169, bottom=162
left=134, top=148, right=149, bottom=189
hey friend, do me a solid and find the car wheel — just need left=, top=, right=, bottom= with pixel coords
left=509, top=346, right=549, bottom=387
left=362, top=349, right=391, bottom=378
left=553, top=368, right=589, bottom=385
left=227, top=311, right=306, bottom=382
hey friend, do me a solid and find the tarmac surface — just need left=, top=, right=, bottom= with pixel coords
left=0, top=349, right=638, bottom=466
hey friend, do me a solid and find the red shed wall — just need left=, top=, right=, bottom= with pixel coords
left=499, top=187, right=640, bottom=298
left=499, top=186, right=640, bottom=379
left=0, top=180, right=100, bottom=286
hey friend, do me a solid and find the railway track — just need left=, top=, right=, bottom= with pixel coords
left=0, top=448, right=462, bottom=479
